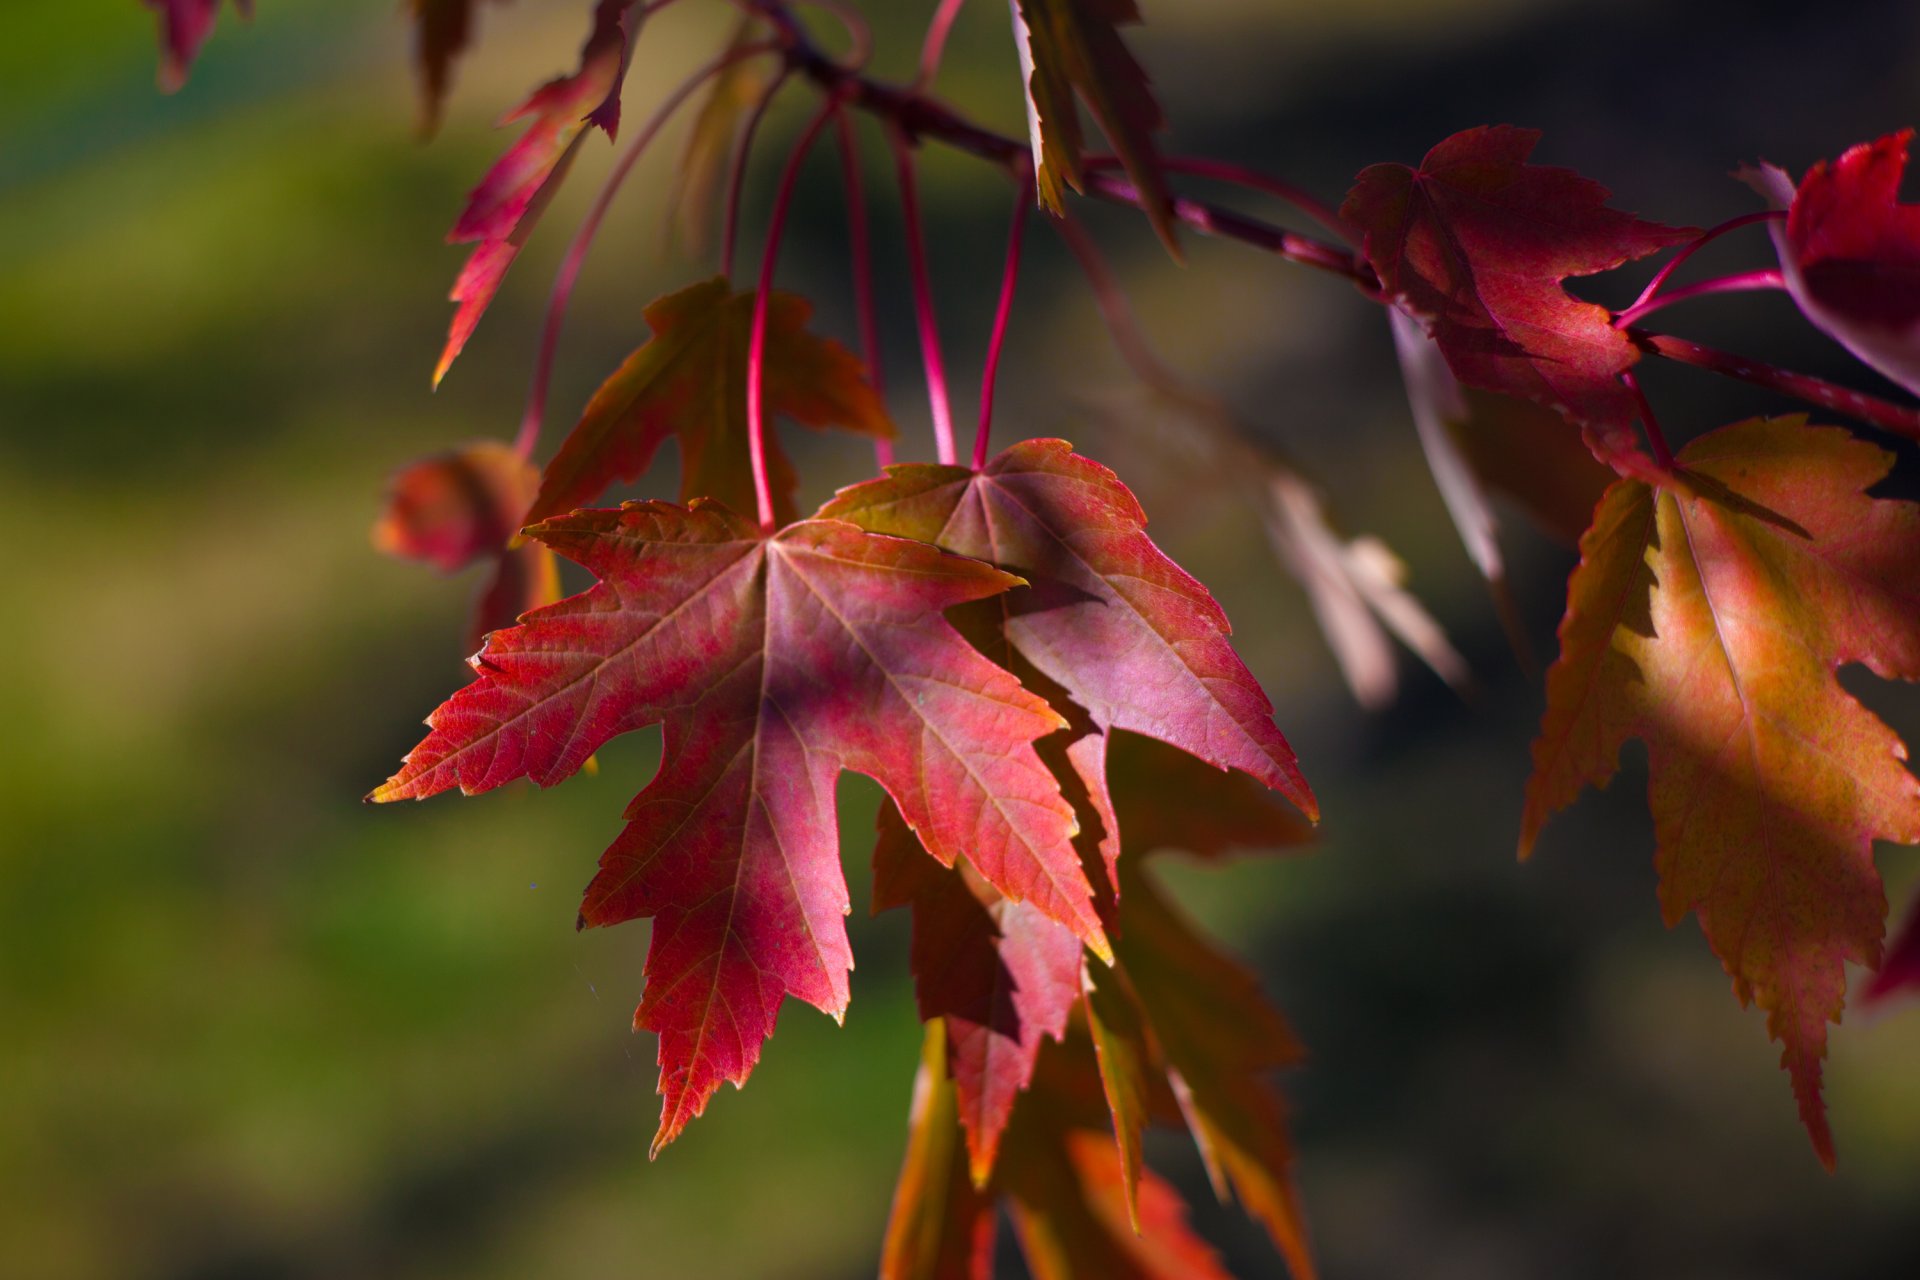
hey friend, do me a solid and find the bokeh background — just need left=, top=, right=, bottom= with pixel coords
left=5, top=1, right=1920, bottom=1277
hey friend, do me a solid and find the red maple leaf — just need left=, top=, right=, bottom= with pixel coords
left=1742, top=132, right=1920, bottom=398
left=434, top=0, right=642, bottom=385
left=146, top=0, right=250, bottom=92
left=373, top=501, right=1105, bottom=1151
left=1343, top=126, right=1692, bottom=472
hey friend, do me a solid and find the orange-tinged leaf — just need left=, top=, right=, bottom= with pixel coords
left=371, top=441, right=559, bottom=651
left=1116, top=863, right=1315, bottom=1278
left=373, top=502, right=1103, bottom=1150
left=1003, top=1114, right=1234, bottom=1280
left=881, top=1025, right=998, bottom=1280
left=528, top=278, right=893, bottom=527
left=1011, top=0, right=1179, bottom=254
left=1083, top=959, right=1153, bottom=1228
left=373, top=441, right=536, bottom=574
left=434, top=1, right=642, bottom=385
left=1523, top=416, right=1920, bottom=1167
left=1343, top=126, right=1693, bottom=473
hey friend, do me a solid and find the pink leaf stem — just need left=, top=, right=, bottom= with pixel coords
left=834, top=108, right=891, bottom=468
left=916, top=0, right=969, bottom=89
left=1623, top=209, right=1785, bottom=316
left=1612, top=269, right=1785, bottom=329
left=976, top=173, right=1034, bottom=470
left=887, top=122, right=958, bottom=465
left=748, top=94, right=847, bottom=529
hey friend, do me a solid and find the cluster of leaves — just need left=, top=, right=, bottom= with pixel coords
left=153, top=1, right=1920, bottom=1274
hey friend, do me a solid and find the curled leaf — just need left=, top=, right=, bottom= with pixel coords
left=371, top=440, right=558, bottom=651
left=1345, top=126, right=1692, bottom=472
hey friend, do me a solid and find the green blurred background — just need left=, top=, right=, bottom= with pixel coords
left=4, top=1, right=1920, bottom=1276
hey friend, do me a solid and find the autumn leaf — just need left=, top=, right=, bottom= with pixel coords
left=1000, top=1036, right=1237, bottom=1280
left=527, top=278, right=893, bottom=528
left=1439, top=384, right=1615, bottom=548
left=874, top=802, right=1085, bottom=1186
left=1011, top=0, right=1179, bottom=254
left=1741, top=132, right=1920, bottom=398
left=371, top=440, right=559, bottom=652
left=146, top=0, right=250, bottom=92
left=665, top=19, right=775, bottom=257
left=1104, top=728, right=1314, bottom=863
left=1264, top=466, right=1470, bottom=709
left=1114, top=862, right=1314, bottom=1277
left=1522, top=416, right=1920, bottom=1168
left=373, top=501, right=1104, bottom=1151
left=820, top=438, right=1316, bottom=835
left=1344, top=125, right=1693, bottom=472
left=409, top=0, right=508, bottom=134
left=434, top=0, right=643, bottom=386
left=1864, top=892, right=1920, bottom=1005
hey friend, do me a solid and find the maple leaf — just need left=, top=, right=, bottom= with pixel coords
left=820, top=438, right=1316, bottom=837
left=371, top=440, right=560, bottom=652
left=146, top=0, right=250, bottom=92
left=1011, top=0, right=1179, bottom=254
left=410, top=0, right=509, bottom=135
left=434, top=0, right=643, bottom=386
left=1864, top=891, right=1920, bottom=1005
left=1343, top=125, right=1693, bottom=472
left=1522, top=416, right=1920, bottom=1168
left=1741, top=132, right=1920, bottom=398
left=372, top=501, right=1104, bottom=1151
left=526, top=278, right=893, bottom=528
